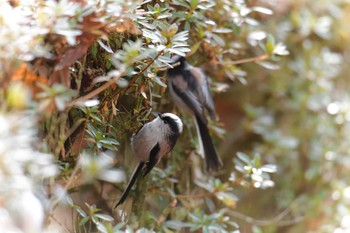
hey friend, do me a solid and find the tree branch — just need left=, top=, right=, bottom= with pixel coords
left=222, top=203, right=305, bottom=227
left=66, top=76, right=121, bottom=107
left=155, top=190, right=215, bottom=199
left=228, top=54, right=269, bottom=65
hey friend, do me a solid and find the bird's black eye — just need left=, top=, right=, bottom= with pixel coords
left=162, top=117, right=168, bottom=124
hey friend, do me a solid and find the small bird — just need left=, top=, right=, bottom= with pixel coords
left=115, top=113, right=183, bottom=208
left=167, top=56, right=222, bottom=172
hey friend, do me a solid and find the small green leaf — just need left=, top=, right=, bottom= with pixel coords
left=257, top=61, right=280, bottom=70
left=95, top=214, right=114, bottom=222
left=66, top=195, right=74, bottom=206
left=168, top=24, right=178, bottom=37
left=265, top=34, right=276, bottom=55
left=252, top=6, right=273, bottom=15
left=273, top=43, right=289, bottom=56
left=215, top=192, right=238, bottom=208
left=236, top=152, right=250, bottom=164
left=164, top=221, right=195, bottom=230
left=91, top=43, right=98, bottom=57
left=76, top=206, right=87, bottom=218
left=79, top=217, right=89, bottom=226
left=213, top=28, right=233, bottom=33
left=261, top=164, right=278, bottom=173
left=138, top=21, right=156, bottom=30
left=168, top=48, right=187, bottom=57
left=172, top=0, right=190, bottom=8
left=96, top=222, right=108, bottom=233
left=153, top=76, right=167, bottom=87
left=99, top=138, right=120, bottom=146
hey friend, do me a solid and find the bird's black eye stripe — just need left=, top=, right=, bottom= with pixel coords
left=161, top=116, right=180, bottom=134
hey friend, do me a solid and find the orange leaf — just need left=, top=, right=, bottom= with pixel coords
left=110, top=18, right=141, bottom=35
left=11, top=63, right=48, bottom=96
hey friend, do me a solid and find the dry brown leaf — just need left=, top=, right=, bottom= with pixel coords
left=55, top=11, right=108, bottom=71
left=110, top=18, right=141, bottom=35
left=11, top=63, right=48, bottom=96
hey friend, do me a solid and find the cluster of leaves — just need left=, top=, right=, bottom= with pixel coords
left=232, top=152, right=277, bottom=189
left=226, top=0, right=350, bottom=232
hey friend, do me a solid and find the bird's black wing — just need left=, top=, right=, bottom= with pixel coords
left=142, top=142, right=160, bottom=177
left=170, top=77, right=207, bottom=124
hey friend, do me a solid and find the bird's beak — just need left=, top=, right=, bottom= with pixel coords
left=157, top=113, right=162, bottom=118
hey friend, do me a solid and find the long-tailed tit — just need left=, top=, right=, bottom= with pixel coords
left=167, top=56, right=222, bottom=172
left=114, top=113, right=183, bottom=208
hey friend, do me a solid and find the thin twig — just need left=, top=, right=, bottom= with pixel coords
left=155, top=190, right=214, bottom=199
left=110, top=51, right=164, bottom=101
left=51, top=163, right=81, bottom=210
left=66, top=76, right=121, bottom=107
left=51, top=215, right=72, bottom=233
left=97, top=51, right=164, bottom=111
left=228, top=54, right=269, bottom=65
left=222, top=205, right=305, bottom=227
left=128, top=52, right=163, bottom=87
left=157, top=190, right=304, bottom=226
left=277, top=215, right=305, bottom=226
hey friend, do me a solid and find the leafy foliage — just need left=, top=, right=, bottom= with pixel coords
left=1, top=0, right=350, bottom=233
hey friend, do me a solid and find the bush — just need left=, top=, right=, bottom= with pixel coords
left=0, top=0, right=349, bottom=233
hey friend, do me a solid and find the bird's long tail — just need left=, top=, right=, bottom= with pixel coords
left=195, top=116, right=222, bottom=172
left=114, top=162, right=145, bottom=208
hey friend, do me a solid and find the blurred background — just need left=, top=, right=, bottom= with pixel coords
left=1, top=0, right=350, bottom=233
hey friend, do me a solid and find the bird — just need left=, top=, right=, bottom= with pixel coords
left=114, top=112, right=183, bottom=208
left=167, top=56, right=222, bottom=172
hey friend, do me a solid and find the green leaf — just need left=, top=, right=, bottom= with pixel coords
left=142, top=29, right=163, bottom=43
left=158, top=13, right=172, bottom=19
left=99, top=138, right=120, bottom=146
left=212, top=33, right=225, bottom=46
left=236, top=152, right=250, bottom=164
left=96, top=222, right=108, bottom=233
left=95, top=214, right=114, bottom=222
left=168, top=48, right=187, bottom=57
left=97, top=39, right=113, bottom=53
left=164, top=221, right=195, bottom=230
left=65, top=195, right=74, bottom=206
left=234, top=165, right=245, bottom=173
left=273, top=43, right=289, bottom=56
left=76, top=206, right=87, bottom=218
left=261, top=164, right=278, bottom=173
left=265, top=34, right=276, bottom=55
left=79, top=217, right=89, bottom=226
left=194, top=179, right=214, bottom=192
left=252, top=6, right=273, bottom=15
left=112, top=222, right=125, bottom=231
left=213, top=28, right=233, bottom=33
left=138, top=20, right=156, bottom=30
left=189, top=0, right=198, bottom=9
left=172, top=30, right=189, bottom=41
left=152, top=76, right=167, bottom=87
left=172, top=0, right=190, bottom=8
left=215, top=192, right=238, bottom=208
left=90, top=43, right=98, bottom=57
left=168, top=24, right=179, bottom=37
left=257, top=61, right=280, bottom=70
